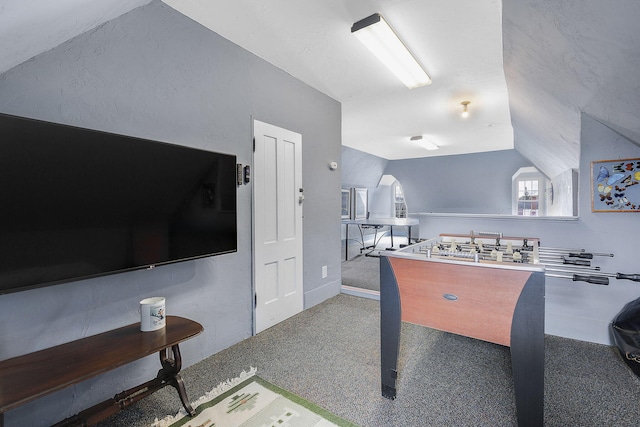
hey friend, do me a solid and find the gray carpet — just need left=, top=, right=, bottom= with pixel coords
left=97, top=294, right=640, bottom=427
left=342, top=254, right=381, bottom=292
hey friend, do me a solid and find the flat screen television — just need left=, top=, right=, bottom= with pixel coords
left=0, top=113, right=237, bottom=295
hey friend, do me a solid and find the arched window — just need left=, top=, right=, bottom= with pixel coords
left=394, top=182, right=407, bottom=218
left=512, top=167, right=548, bottom=216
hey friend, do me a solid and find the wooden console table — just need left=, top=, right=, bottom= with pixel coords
left=0, top=316, right=203, bottom=426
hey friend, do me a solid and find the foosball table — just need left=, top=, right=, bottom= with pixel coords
left=379, top=231, right=638, bottom=427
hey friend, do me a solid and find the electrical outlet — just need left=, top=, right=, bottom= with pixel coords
left=322, top=265, right=328, bottom=278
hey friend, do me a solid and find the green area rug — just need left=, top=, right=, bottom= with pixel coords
left=152, top=368, right=359, bottom=427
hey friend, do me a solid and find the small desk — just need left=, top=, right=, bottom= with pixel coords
left=0, top=316, right=203, bottom=427
left=342, top=217, right=419, bottom=261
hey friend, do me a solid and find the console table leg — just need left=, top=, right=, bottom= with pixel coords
left=159, top=345, right=196, bottom=416
left=170, top=373, right=196, bottom=416
left=160, top=345, right=183, bottom=374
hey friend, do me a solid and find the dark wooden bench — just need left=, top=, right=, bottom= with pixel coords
left=0, top=315, right=203, bottom=426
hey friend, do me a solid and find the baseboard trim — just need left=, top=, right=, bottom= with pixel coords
left=341, top=285, right=380, bottom=301
left=305, top=279, right=342, bottom=309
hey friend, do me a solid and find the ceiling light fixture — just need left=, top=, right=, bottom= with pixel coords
left=410, top=135, right=438, bottom=150
left=461, top=101, right=470, bottom=118
left=352, top=13, right=431, bottom=89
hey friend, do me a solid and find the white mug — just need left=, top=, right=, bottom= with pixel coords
left=139, top=297, right=166, bottom=332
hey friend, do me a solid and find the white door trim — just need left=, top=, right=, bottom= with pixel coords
left=252, top=119, right=303, bottom=334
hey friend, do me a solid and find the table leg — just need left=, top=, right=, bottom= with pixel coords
left=160, top=345, right=196, bottom=416
left=511, top=271, right=545, bottom=426
left=380, top=256, right=401, bottom=399
left=390, top=226, right=394, bottom=248
left=345, top=223, right=349, bottom=261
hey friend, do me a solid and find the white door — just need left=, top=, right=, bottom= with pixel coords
left=253, top=120, right=303, bottom=333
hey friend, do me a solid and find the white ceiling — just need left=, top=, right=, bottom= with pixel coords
left=162, top=0, right=513, bottom=160
left=503, top=0, right=640, bottom=179
left=1, top=0, right=639, bottom=179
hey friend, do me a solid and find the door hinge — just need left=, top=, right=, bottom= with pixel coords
left=254, top=293, right=257, bottom=308
left=253, top=137, right=255, bottom=152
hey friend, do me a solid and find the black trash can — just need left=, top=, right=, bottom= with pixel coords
left=611, top=297, right=640, bottom=376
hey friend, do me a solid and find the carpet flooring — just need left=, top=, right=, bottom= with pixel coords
left=97, top=292, right=640, bottom=427
left=342, top=254, right=380, bottom=292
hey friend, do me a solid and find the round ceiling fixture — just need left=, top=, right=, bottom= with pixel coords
left=461, top=101, right=470, bottom=118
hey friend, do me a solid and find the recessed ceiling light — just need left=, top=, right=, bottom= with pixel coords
left=410, top=135, right=439, bottom=150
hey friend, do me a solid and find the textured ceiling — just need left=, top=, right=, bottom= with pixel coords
left=0, top=0, right=153, bottom=74
left=1, top=0, right=638, bottom=179
left=503, top=0, right=640, bottom=179
left=162, top=0, right=514, bottom=160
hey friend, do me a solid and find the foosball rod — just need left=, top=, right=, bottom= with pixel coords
left=460, top=232, right=615, bottom=256
left=438, top=246, right=597, bottom=266
left=537, top=251, right=597, bottom=259
left=451, top=240, right=613, bottom=257
left=545, top=268, right=640, bottom=283
left=515, top=244, right=614, bottom=258
left=537, top=248, right=614, bottom=258
left=575, top=271, right=640, bottom=282
left=455, top=249, right=595, bottom=267
left=616, top=273, right=640, bottom=282
left=545, top=273, right=610, bottom=285
left=443, top=241, right=613, bottom=258
left=545, top=267, right=603, bottom=275
left=537, top=256, right=594, bottom=266
left=432, top=243, right=611, bottom=270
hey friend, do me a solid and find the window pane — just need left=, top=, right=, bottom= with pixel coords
left=517, top=179, right=539, bottom=216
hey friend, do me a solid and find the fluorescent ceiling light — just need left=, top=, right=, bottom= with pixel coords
left=352, top=13, right=431, bottom=89
left=410, top=135, right=439, bottom=150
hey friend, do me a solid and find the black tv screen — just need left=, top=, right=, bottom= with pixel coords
left=0, top=113, right=237, bottom=295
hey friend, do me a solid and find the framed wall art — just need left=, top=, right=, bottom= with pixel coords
left=341, top=188, right=351, bottom=219
left=352, top=188, right=368, bottom=220
left=591, top=158, right=640, bottom=212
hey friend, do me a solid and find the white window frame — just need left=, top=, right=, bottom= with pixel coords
left=512, top=167, right=549, bottom=216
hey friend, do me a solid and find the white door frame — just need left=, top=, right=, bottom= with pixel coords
left=252, top=119, right=304, bottom=334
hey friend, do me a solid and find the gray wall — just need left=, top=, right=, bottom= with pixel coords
left=341, top=116, right=640, bottom=345
left=340, top=146, right=532, bottom=253
left=0, top=2, right=341, bottom=425
left=341, top=145, right=389, bottom=189
left=340, top=146, right=390, bottom=253
left=416, top=115, right=640, bottom=345
left=385, top=149, right=532, bottom=214
left=340, top=147, right=532, bottom=216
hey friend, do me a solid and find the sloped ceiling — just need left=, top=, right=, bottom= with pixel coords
left=0, top=0, right=638, bottom=180
left=0, top=0, right=153, bottom=74
left=503, top=0, right=640, bottom=179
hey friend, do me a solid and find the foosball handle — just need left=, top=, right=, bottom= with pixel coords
left=616, top=273, right=640, bottom=282
left=567, top=252, right=593, bottom=259
left=573, top=275, right=609, bottom=285
left=563, top=258, right=591, bottom=266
